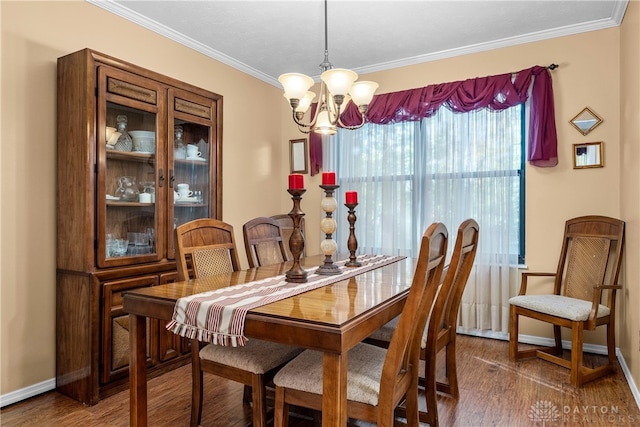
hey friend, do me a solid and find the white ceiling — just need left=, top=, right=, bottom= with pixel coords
left=90, top=0, right=628, bottom=86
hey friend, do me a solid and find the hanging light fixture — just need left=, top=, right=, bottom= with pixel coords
left=278, top=0, right=378, bottom=135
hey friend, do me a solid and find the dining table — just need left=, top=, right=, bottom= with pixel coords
left=122, top=254, right=417, bottom=427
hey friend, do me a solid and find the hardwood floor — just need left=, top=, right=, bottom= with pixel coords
left=2, top=335, right=639, bottom=426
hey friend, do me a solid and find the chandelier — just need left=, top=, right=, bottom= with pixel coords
left=278, top=0, right=378, bottom=135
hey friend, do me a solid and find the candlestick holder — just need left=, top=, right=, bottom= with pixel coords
left=316, top=184, right=341, bottom=275
left=285, top=188, right=308, bottom=283
left=345, top=202, right=361, bottom=267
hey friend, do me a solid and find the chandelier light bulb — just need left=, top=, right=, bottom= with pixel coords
left=295, top=91, right=316, bottom=113
left=278, top=73, right=315, bottom=103
left=350, top=81, right=379, bottom=107
left=313, top=109, right=337, bottom=135
left=321, top=68, right=358, bottom=98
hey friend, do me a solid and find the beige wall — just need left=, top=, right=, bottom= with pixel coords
left=1, top=0, right=637, bottom=398
left=620, top=0, right=640, bottom=390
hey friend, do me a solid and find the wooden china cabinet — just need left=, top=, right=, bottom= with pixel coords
left=55, top=48, right=222, bottom=405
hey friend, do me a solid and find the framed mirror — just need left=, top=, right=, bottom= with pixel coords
left=573, top=142, right=604, bottom=169
left=289, top=138, right=308, bottom=174
left=569, top=107, right=603, bottom=136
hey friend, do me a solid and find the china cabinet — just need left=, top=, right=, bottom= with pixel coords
left=56, top=49, right=222, bottom=404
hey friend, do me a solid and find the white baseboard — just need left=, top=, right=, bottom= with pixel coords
left=458, top=328, right=640, bottom=410
left=0, top=378, right=55, bottom=408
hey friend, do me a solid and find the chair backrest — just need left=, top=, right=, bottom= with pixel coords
left=555, top=216, right=624, bottom=305
left=174, top=218, right=241, bottom=281
left=270, top=214, right=305, bottom=259
left=377, top=222, right=448, bottom=418
left=243, top=217, right=289, bottom=268
left=435, top=219, right=480, bottom=335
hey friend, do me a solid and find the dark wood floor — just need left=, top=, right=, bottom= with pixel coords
left=2, top=335, right=639, bottom=426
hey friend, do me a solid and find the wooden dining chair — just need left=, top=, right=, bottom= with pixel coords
left=243, top=216, right=290, bottom=268
left=509, top=215, right=625, bottom=387
left=272, top=222, right=448, bottom=427
left=270, top=214, right=305, bottom=260
left=365, top=219, right=479, bottom=425
left=174, top=218, right=303, bottom=427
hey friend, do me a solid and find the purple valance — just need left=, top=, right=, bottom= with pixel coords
left=309, top=65, right=557, bottom=175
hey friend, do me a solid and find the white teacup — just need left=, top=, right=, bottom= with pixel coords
left=176, top=183, right=189, bottom=191
left=178, top=189, right=193, bottom=199
left=139, top=193, right=152, bottom=203
left=186, top=144, right=201, bottom=158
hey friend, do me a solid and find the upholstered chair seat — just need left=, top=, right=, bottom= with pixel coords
left=274, top=344, right=388, bottom=406
left=509, top=295, right=610, bottom=321
left=199, top=340, right=303, bottom=375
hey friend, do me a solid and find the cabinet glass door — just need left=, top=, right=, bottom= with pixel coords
left=167, top=88, right=219, bottom=259
left=97, top=67, right=165, bottom=268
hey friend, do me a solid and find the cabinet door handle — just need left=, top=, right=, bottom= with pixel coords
left=159, top=168, right=165, bottom=187
left=169, top=169, right=175, bottom=188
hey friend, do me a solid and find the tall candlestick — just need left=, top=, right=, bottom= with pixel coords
left=345, top=201, right=361, bottom=267
left=288, top=173, right=304, bottom=189
left=322, top=171, right=336, bottom=185
left=285, top=188, right=308, bottom=283
left=345, top=191, right=358, bottom=204
left=316, top=183, right=340, bottom=275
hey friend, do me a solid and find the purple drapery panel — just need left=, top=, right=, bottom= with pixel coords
left=308, top=103, right=323, bottom=176
left=308, top=65, right=557, bottom=172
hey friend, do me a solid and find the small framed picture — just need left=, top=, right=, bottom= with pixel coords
left=573, top=141, right=604, bottom=169
left=289, top=138, right=308, bottom=174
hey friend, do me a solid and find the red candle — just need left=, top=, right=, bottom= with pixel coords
left=322, top=171, right=336, bottom=185
left=288, top=173, right=304, bottom=189
left=345, top=191, right=358, bottom=204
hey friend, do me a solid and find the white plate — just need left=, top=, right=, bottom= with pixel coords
left=176, top=198, right=199, bottom=203
left=133, top=150, right=154, bottom=155
left=186, top=156, right=206, bottom=161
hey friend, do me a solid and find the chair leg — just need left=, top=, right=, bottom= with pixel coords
left=423, top=345, right=439, bottom=426
left=404, top=378, right=421, bottom=427
left=509, top=306, right=519, bottom=360
left=274, top=386, right=289, bottom=427
left=570, top=321, right=584, bottom=387
left=243, top=385, right=252, bottom=405
left=250, top=374, right=267, bottom=427
left=442, top=337, right=459, bottom=398
left=553, top=325, right=563, bottom=354
left=190, top=340, right=204, bottom=427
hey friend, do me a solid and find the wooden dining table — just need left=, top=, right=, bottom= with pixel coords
left=122, top=254, right=416, bottom=427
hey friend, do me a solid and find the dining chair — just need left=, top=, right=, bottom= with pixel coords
left=509, top=215, right=624, bottom=387
left=243, top=216, right=290, bottom=268
left=272, top=222, right=448, bottom=427
left=174, top=218, right=303, bottom=427
left=365, top=219, right=479, bottom=425
left=270, top=214, right=305, bottom=260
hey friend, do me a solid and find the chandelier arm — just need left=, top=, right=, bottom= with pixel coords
left=297, top=125, right=312, bottom=135
left=292, top=106, right=321, bottom=130
left=337, top=113, right=366, bottom=130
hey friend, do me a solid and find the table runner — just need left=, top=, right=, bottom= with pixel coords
left=166, top=254, right=405, bottom=346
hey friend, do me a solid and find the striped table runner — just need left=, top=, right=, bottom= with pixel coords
left=166, top=254, right=405, bottom=346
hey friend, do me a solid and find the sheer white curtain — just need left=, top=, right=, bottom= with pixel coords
left=324, top=105, right=522, bottom=335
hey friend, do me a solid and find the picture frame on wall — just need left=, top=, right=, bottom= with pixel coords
left=289, top=138, right=308, bottom=174
left=573, top=141, right=604, bottom=169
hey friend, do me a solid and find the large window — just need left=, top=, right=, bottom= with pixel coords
left=325, top=103, right=525, bottom=334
